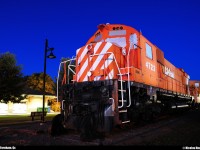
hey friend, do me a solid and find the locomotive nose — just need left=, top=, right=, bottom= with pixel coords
left=76, top=42, right=121, bottom=82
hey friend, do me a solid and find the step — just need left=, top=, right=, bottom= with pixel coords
left=122, top=120, right=130, bottom=124
left=118, top=80, right=126, bottom=82
left=119, top=109, right=127, bottom=113
left=119, top=100, right=127, bottom=102
left=118, top=89, right=126, bottom=92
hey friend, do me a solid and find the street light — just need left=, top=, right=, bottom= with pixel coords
left=42, top=39, right=56, bottom=123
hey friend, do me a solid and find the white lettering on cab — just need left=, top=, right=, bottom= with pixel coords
left=146, top=62, right=156, bottom=72
left=164, top=66, right=174, bottom=78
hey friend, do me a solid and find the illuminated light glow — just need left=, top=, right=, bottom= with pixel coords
left=12, top=103, right=27, bottom=114
left=164, top=66, right=174, bottom=78
left=197, top=97, right=200, bottom=103
left=171, top=105, right=189, bottom=109
left=0, top=103, right=8, bottom=114
left=87, top=71, right=92, bottom=77
left=177, top=105, right=189, bottom=108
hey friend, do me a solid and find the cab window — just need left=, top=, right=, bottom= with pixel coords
left=146, top=43, right=153, bottom=59
left=94, top=32, right=102, bottom=42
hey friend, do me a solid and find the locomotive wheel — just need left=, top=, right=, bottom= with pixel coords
left=142, top=108, right=154, bottom=123
left=104, top=116, right=114, bottom=133
left=50, top=114, right=66, bottom=137
left=79, top=114, right=98, bottom=141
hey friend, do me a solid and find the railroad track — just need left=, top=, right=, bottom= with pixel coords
left=0, top=109, right=198, bottom=146
left=50, top=111, right=187, bottom=146
left=100, top=109, right=197, bottom=145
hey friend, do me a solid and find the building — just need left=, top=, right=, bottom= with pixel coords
left=0, top=88, right=57, bottom=115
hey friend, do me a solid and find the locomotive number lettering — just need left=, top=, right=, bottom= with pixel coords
left=146, top=62, right=155, bottom=72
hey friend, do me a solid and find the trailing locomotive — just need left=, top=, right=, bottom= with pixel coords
left=51, top=23, right=193, bottom=138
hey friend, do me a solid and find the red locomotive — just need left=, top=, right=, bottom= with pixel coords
left=51, top=23, right=193, bottom=139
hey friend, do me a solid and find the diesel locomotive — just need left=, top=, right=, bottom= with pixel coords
left=51, top=23, right=193, bottom=138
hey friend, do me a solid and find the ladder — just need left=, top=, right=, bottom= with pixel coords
left=118, top=79, right=130, bottom=124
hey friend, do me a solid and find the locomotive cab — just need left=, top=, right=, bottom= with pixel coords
left=86, top=23, right=141, bottom=70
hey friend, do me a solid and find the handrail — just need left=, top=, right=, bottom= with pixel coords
left=68, top=65, right=76, bottom=75
left=57, top=58, right=76, bottom=102
left=67, top=56, right=76, bottom=84
left=109, top=97, right=115, bottom=113
left=127, top=47, right=132, bottom=107
left=67, top=65, right=76, bottom=84
left=62, top=100, right=65, bottom=110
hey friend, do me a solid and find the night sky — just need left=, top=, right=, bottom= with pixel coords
left=0, top=0, right=200, bottom=81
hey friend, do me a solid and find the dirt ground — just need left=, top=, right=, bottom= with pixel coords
left=0, top=109, right=200, bottom=147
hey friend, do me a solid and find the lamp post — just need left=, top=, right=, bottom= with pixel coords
left=42, top=39, right=56, bottom=123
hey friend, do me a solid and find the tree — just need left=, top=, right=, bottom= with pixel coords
left=26, top=73, right=56, bottom=94
left=48, top=98, right=60, bottom=112
left=0, top=52, right=26, bottom=103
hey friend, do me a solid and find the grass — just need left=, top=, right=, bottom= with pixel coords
left=0, top=113, right=59, bottom=124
